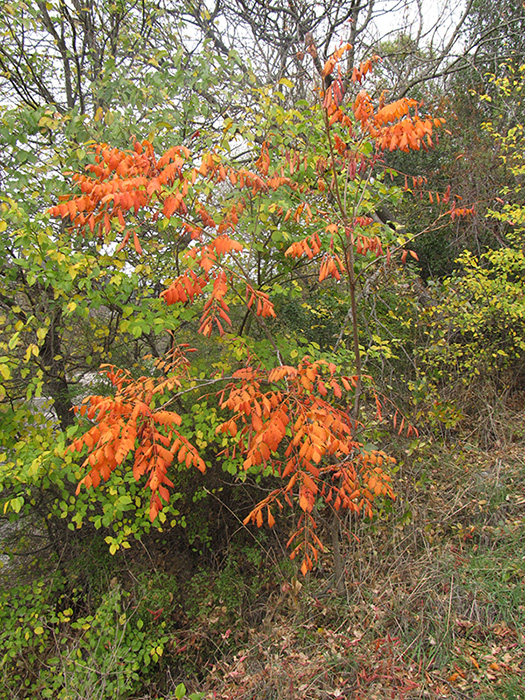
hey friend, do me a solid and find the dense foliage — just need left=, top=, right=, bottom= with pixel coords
left=1, top=2, right=525, bottom=698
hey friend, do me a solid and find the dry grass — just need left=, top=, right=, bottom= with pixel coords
left=186, top=440, right=525, bottom=700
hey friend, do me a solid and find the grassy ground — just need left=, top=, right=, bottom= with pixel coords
left=192, top=439, right=525, bottom=699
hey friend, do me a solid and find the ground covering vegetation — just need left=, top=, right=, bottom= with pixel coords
left=0, top=1, right=524, bottom=698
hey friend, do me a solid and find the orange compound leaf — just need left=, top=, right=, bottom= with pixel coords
left=173, top=436, right=206, bottom=473
left=284, top=233, right=322, bottom=259
left=211, top=235, right=244, bottom=255
left=211, top=270, right=228, bottom=302
left=156, top=144, right=190, bottom=169
left=245, top=285, right=277, bottom=319
left=197, top=314, right=213, bottom=337
left=319, top=254, right=343, bottom=282
left=321, top=43, right=353, bottom=79
left=257, top=297, right=276, bottom=318
left=285, top=241, right=304, bottom=258
left=354, top=90, right=373, bottom=123
left=354, top=216, right=374, bottom=228
left=268, top=365, right=298, bottom=383
left=450, top=206, right=475, bottom=220
left=153, top=410, right=182, bottom=427
left=374, top=98, right=417, bottom=127
left=161, top=271, right=207, bottom=305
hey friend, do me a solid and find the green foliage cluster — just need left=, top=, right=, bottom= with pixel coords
left=419, top=247, right=525, bottom=388
left=0, top=572, right=192, bottom=699
left=410, top=66, right=525, bottom=439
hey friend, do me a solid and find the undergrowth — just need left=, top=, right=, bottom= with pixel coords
left=1, top=430, right=524, bottom=699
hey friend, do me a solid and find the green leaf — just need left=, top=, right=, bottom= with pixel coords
left=175, top=683, right=187, bottom=699
left=8, top=331, right=20, bottom=349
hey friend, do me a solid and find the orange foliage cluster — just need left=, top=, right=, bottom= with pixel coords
left=285, top=220, right=384, bottom=278
left=49, top=139, right=269, bottom=248
left=284, top=232, right=322, bottom=259
left=49, top=140, right=193, bottom=249
left=217, top=359, right=395, bottom=574
left=450, top=205, right=475, bottom=220
left=319, top=253, right=344, bottom=281
left=49, top=136, right=319, bottom=339
left=353, top=92, right=445, bottom=152
left=69, top=348, right=205, bottom=522
left=322, top=48, right=379, bottom=110
left=245, top=284, right=276, bottom=318
left=160, top=270, right=207, bottom=305
left=315, top=40, right=443, bottom=155
left=348, top=222, right=384, bottom=257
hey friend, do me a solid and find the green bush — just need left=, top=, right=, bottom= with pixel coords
left=0, top=574, right=178, bottom=699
